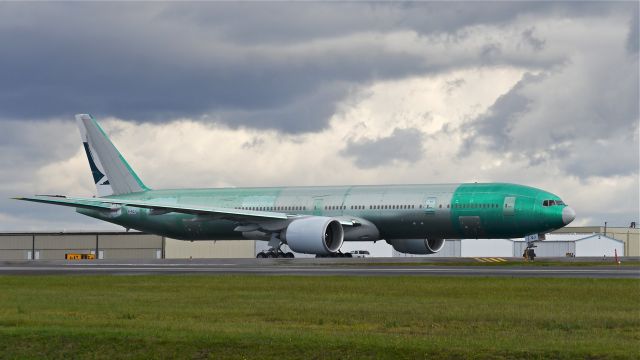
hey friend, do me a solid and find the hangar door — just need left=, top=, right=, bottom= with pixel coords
left=461, top=239, right=512, bottom=257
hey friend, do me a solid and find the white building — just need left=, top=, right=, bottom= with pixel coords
left=512, top=234, right=624, bottom=258
left=393, top=233, right=625, bottom=258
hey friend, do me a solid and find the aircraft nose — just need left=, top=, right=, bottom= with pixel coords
left=562, top=206, right=576, bottom=225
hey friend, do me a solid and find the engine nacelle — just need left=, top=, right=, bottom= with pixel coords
left=282, top=217, right=344, bottom=255
left=387, top=238, right=445, bottom=255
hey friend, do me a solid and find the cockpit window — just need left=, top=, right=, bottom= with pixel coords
left=543, top=199, right=565, bottom=207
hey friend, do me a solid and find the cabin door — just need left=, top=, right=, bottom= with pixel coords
left=423, top=197, right=437, bottom=215
left=503, top=196, right=516, bottom=216
left=313, top=198, right=324, bottom=216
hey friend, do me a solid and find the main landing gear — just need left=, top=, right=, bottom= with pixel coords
left=256, top=237, right=294, bottom=258
left=256, top=249, right=294, bottom=258
left=315, top=251, right=352, bottom=258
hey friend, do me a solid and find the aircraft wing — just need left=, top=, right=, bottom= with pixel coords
left=14, top=195, right=359, bottom=226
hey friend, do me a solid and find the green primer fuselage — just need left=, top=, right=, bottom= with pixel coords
left=78, top=182, right=568, bottom=241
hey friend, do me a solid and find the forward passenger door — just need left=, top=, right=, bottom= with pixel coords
left=503, top=196, right=516, bottom=216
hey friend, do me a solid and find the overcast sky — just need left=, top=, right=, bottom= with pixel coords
left=0, top=1, right=638, bottom=232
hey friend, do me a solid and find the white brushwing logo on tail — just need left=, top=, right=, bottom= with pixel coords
left=76, top=114, right=149, bottom=197
left=82, top=141, right=113, bottom=197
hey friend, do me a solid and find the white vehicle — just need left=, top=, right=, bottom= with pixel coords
left=349, top=250, right=370, bottom=258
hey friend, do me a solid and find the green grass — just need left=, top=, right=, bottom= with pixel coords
left=0, top=276, right=638, bottom=359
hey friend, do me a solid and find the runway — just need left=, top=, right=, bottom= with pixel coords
left=0, top=258, right=638, bottom=278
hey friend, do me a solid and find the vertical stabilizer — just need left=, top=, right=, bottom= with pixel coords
left=76, top=114, right=149, bottom=197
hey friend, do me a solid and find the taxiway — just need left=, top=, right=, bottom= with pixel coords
left=0, top=258, right=637, bottom=278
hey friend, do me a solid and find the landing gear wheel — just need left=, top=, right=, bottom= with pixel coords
left=523, top=248, right=536, bottom=261
left=256, top=252, right=266, bottom=259
left=263, top=236, right=296, bottom=259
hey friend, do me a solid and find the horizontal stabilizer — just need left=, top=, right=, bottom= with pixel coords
left=13, top=196, right=115, bottom=211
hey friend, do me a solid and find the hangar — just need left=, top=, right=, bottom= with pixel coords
left=553, top=225, right=638, bottom=257
left=395, top=233, right=627, bottom=258
left=513, top=234, right=624, bottom=258
left=0, top=231, right=256, bottom=260
left=0, top=226, right=637, bottom=260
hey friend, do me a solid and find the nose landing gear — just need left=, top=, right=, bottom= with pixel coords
left=523, top=247, right=537, bottom=261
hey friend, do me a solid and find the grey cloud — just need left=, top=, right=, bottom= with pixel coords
left=166, top=2, right=628, bottom=45
left=571, top=211, right=639, bottom=228
left=0, top=119, right=109, bottom=231
left=480, top=43, right=502, bottom=60
left=217, top=84, right=349, bottom=133
left=241, top=137, right=265, bottom=150
left=444, top=79, right=466, bottom=95
left=0, top=120, right=79, bottom=182
left=0, top=3, right=430, bottom=133
left=563, top=136, right=639, bottom=178
left=340, top=128, right=424, bottom=169
left=461, top=51, right=639, bottom=178
left=461, top=72, right=543, bottom=154
left=628, top=8, right=639, bottom=54
left=521, top=28, right=546, bottom=51
left=0, top=2, right=633, bottom=135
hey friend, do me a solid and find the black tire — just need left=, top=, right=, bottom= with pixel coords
left=267, top=252, right=277, bottom=258
left=344, top=253, right=353, bottom=258
left=256, top=252, right=266, bottom=259
left=286, top=252, right=294, bottom=258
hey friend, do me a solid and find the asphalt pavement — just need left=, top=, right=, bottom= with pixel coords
left=0, top=258, right=637, bottom=278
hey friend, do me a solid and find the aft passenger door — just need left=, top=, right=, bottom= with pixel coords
left=313, top=198, right=324, bottom=216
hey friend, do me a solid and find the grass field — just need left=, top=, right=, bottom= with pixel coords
left=0, top=276, right=638, bottom=359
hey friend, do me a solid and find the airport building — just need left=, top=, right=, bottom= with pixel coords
left=396, top=233, right=626, bottom=258
left=0, top=231, right=256, bottom=260
left=552, top=225, right=639, bottom=257
left=0, top=226, right=637, bottom=260
left=399, top=225, right=638, bottom=258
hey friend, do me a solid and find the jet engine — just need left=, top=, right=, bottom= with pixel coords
left=282, top=217, right=344, bottom=255
left=387, top=238, right=445, bottom=255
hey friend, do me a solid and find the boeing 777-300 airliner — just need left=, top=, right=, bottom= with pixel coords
left=15, top=114, right=576, bottom=258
